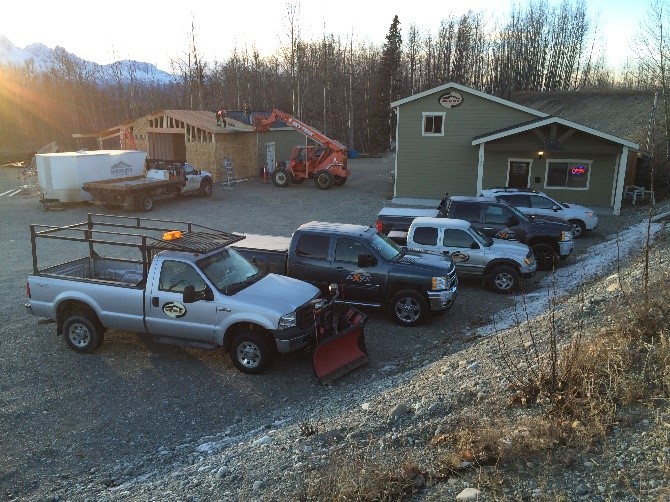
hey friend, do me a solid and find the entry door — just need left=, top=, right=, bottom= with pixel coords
left=507, top=160, right=530, bottom=188
left=266, top=142, right=276, bottom=173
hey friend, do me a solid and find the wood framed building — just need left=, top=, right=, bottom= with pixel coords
left=391, top=83, right=645, bottom=215
left=73, top=110, right=305, bottom=183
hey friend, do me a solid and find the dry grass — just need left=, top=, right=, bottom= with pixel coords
left=289, top=223, right=670, bottom=501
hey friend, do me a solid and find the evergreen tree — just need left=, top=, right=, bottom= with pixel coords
left=377, top=15, right=403, bottom=149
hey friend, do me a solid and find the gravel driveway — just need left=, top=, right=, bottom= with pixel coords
left=0, top=156, right=648, bottom=499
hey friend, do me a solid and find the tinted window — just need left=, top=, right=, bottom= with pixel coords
left=500, top=194, right=531, bottom=207
left=335, top=238, right=366, bottom=263
left=412, top=226, right=438, bottom=245
left=444, top=229, right=476, bottom=248
left=451, top=202, right=480, bottom=222
left=484, top=205, right=511, bottom=225
left=295, top=234, right=329, bottom=259
left=159, top=260, right=207, bottom=293
left=529, top=194, right=558, bottom=209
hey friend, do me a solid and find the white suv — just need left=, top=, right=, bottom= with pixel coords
left=480, top=188, right=598, bottom=238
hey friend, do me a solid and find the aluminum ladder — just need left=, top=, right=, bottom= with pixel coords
left=223, top=157, right=236, bottom=187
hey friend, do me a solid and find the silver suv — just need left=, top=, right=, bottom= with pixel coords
left=480, top=188, right=598, bottom=238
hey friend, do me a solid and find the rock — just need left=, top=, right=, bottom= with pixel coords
left=216, top=466, right=230, bottom=478
left=389, top=403, right=410, bottom=420
left=100, top=477, right=114, bottom=487
left=252, top=480, right=266, bottom=491
left=361, top=402, right=371, bottom=411
left=456, top=487, right=481, bottom=500
left=252, top=435, right=272, bottom=447
left=575, top=484, right=590, bottom=496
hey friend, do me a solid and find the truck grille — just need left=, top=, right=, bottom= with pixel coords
left=295, top=297, right=321, bottom=329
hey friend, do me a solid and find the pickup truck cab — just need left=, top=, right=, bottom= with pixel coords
left=232, top=221, right=458, bottom=327
left=480, top=188, right=598, bottom=238
left=24, top=214, right=364, bottom=378
left=402, top=217, right=536, bottom=293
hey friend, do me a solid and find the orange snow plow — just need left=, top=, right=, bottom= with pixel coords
left=312, top=287, right=368, bottom=384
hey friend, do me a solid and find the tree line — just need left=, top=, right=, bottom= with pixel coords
left=0, top=0, right=664, bottom=159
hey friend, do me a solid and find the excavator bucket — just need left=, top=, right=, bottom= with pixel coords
left=313, top=306, right=368, bottom=384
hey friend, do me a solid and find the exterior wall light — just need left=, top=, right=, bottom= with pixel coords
left=538, top=151, right=544, bottom=160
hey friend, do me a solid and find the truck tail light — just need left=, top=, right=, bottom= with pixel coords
left=375, top=219, right=382, bottom=232
left=26, top=282, right=31, bottom=298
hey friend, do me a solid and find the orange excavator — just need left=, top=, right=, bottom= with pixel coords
left=254, top=109, right=349, bottom=190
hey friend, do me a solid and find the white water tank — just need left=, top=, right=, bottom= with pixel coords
left=36, top=150, right=147, bottom=202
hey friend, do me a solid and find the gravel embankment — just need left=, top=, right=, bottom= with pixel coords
left=0, top=157, right=667, bottom=501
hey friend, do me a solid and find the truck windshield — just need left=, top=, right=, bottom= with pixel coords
left=197, top=248, right=261, bottom=293
left=369, top=232, right=402, bottom=260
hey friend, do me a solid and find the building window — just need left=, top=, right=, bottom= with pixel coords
left=545, top=160, right=591, bottom=189
left=422, top=112, right=445, bottom=136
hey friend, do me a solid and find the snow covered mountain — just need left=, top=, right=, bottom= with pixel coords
left=0, top=35, right=175, bottom=85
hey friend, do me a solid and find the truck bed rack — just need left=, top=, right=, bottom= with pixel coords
left=30, top=213, right=245, bottom=274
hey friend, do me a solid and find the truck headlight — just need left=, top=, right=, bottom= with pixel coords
left=524, top=251, right=535, bottom=265
left=432, top=276, right=447, bottom=290
left=561, top=230, right=573, bottom=241
left=278, top=311, right=297, bottom=329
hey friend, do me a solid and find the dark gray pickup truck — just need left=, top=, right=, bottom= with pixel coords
left=232, top=221, right=458, bottom=326
left=376, top=195, right=574, bottom=271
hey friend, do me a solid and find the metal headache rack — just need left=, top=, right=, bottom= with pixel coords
left=30, top=213, right=245, bottom=274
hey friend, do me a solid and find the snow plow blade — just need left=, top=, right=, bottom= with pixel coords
left=313, top=306, right=368, bottom=384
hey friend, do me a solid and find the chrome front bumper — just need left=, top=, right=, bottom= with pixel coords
left=427, top=282, right=458, bottom=311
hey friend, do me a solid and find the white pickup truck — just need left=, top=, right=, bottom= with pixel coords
left=395, top=217, right=536, bottom=293
left=82, top=160, right=213, bottom=212
left=24, top=214, right=367, bottom=382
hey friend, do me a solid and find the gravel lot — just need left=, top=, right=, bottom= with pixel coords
left=0, top=156, right=657, bottom=500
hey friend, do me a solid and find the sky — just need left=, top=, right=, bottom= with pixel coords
left=0, top=0, right=646, bottom=72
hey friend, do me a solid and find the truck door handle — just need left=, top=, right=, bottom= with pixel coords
left=152, top=297, right=159, bottom=307
left=483, top=227, right=493, bottom=231
left=217, top=307, right=231, bottom=312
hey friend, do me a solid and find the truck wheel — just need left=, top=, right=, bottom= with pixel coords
left=199, top=179, right=213, bottom=197
left=122, top=195, right=135, bottom=211
left=272, top=169, right=290, bottom=187
left=569, top=219, right=586, bottom=239
left=532, top=243, right=556, bottom=271
left=63, top=314, right=104, bottom=353
left=314, top=171, right=333, bottom=190
left=389, top=290, right=428, bottom=326
left=289, top=174, right=305, bottom=184
left=229, top=332, right=274, bottom=374
left=487, top=265, right=520, bottom=294
left=333, top=176, right=347, bottom=186
left=137, top=194, right=153, bottom=212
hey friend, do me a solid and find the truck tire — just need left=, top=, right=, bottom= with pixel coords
left=199, top=179, right=213, bottom=197
left=272, top=169, right=290, bottom=187
left=389, top=290, right=428, bottom=326
left=137, top=194, right=154, bottom=212
left=62, top=314, right=104, bottom=354
left=314, top=171, right=333, bottom=190
left=229, top=332, right=274, bottom=374
left=487, top=265, right=520, bottom=294
left=532, top=243, right=556, bottom=271
left=122, top=195, right=135, bottom=211
left=569, top=219, right=586, bottom=239
left=333, top=176, right=347, bottom=186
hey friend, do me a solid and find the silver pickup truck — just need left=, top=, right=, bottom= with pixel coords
left=397, top=217, right=536, bottom=294
left=24, top=214, right=367, bottom=382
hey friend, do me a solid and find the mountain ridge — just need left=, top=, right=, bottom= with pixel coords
left=0, top=35, right=175, bottom=85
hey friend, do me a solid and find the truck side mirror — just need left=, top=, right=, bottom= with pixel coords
left=328, top=283, right=339, bottom=298
left=183, top=285, right=196, bottom=303
left=470, top=242, right=480, bottom=249
left=357, top=253, right=376, bottom=267
left=506, top=216, right=519, bottom=227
